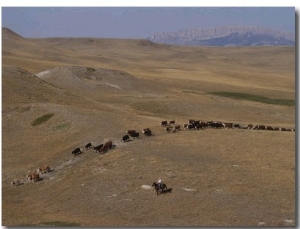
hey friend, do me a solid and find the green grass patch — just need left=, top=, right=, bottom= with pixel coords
left=208, top=91, right=294, bottom=106
left=53, top=122, right=70, bottom=130
left=86, top=67, right=96, bottom=73
left=31, top=113, right=54, bottom=126
left=181, top=90, right=203, bottom=95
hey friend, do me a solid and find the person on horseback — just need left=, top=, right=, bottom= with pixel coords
left=157, top=177, right=162, bottom=189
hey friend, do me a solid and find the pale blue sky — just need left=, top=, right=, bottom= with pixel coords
left=1, top=7, right=296, bottom=38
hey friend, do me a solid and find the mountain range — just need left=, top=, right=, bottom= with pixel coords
left=148, top=26, right=295, bottom=46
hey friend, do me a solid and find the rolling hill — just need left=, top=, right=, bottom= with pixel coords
left=1, top=27, right=296, bottom=227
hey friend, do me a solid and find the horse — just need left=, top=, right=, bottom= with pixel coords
left=152, top=182, right=168, bottom=196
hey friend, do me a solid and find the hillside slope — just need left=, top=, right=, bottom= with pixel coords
left=2, top=28, right=296, bottom=227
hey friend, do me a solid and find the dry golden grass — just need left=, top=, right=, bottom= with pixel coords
left=1, top=28, right=295, bottom=227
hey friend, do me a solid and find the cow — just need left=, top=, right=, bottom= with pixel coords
left=169, top=120, right=175, bottom=125
left=85, top=143, right=92, bottom=150
left=224, top=123, right=233, bottom=129
left=254, top=125, right=266, bottom=130
left=131, top=132, right=140, bottom=138
left=122, top=135, right=130, bottom=142
left=27, top=172, right=40, bottom=182
left=72, top=148, right=82, bottom=155
left=207, top=121, right=223, bottom=129
left=174, top=125, right=181, bottom=131
left=266, top=126, right=274, bottom=131
left=37, top=165, right=50, bottom=174
left=199, top=121, right=207, bottom=129
left=187, top=124, right=196, bottom=130
left=99, top=141, right=113, bottom=153
left=127, top=130, right=137, bottom=137
left=142, top=128, right=152, bottom=136
left=72, top=147, right=82, bottom=156
left=206, top=121, right=214, bottom=128
left=165, top=126, right=172, bottom=132
left=11, top=179, right=23, bottom=186
left=94, top=144, right=104, bottom=152
left=188, top=119, right=196, bottom=124
left=183, top=124, right=189, bottom=129
left=247, top=124, right=253, bottom=129
left=161, top=121, right=168, bottom=126
left=233, top=123, right=240, bottom=129
left=239, top=124, right=248, bottom=129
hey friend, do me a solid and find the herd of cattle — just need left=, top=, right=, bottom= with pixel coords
left=11, top=118, right=294, bottom=186
left=11, top=128, right=154, bottom=186
left=11, top=165, right=51, bottom=186
left=161, top=119, right=295, bottom=132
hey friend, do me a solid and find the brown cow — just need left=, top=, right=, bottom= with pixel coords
left=161, top=121, right=168, bottom=126
left=224, top=123, right=233, bottom=129
left=169, top=120, right=175, bottom=125
left=174, top=124, right=181, bottom=131
left=99, top=140, right=113, bottom=153
left=165, top=126, right=172, bottom=132
left=27, top=172, right=40, bottom=182
left=247, top=124, right=253, bottom=129
left=37, top=165, right=50, bottom=174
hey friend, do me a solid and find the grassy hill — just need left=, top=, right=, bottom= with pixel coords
left=1, top=27, right=296, bottom=227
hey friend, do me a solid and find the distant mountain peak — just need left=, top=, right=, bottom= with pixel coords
left=149, top=25, right=295, bottom=46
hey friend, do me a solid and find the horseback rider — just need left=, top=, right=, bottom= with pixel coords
left=157, top=177, right=162, bottom=189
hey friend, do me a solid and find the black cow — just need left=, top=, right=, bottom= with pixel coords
left=143, top=128, right=152, bottom=136
left=72, top=147, right=82, bottom=156
left=122, top=135, right=130, bottom=142
left=266, top=126, right=274, bottom=131
left=233, top=124, right=240, bottom=129
left=127, top=130, right=137, bottom=137
left=131, top=132, right=140, bottom=138
left=85, top=143, right=92, bottom=150
left=94, top=144, right=104, bottom=152
left=187, top=124, right=195, bottom=130
left=206, top=121, right=224, bottom=129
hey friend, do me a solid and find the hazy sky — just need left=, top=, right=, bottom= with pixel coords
left=1, top=6, right=296, bottom=39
